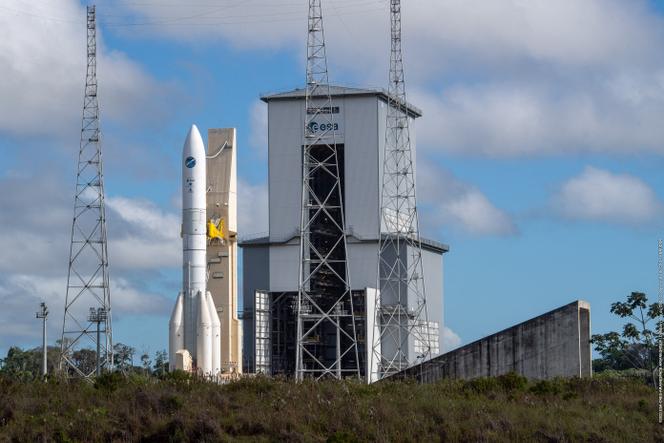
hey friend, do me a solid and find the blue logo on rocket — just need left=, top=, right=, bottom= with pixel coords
left=185, top=156, right=196, bottom=168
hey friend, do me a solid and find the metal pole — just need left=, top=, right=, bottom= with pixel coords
left=42, top=315, right=47, bottom=377
left=36, top=303, right=49, bottom=378
left=658, top=239, right=662, bottom=424
left=96, top=317, right=101, bottom=376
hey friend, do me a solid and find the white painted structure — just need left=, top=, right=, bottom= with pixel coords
left=240, top=87, right=448, bottom=377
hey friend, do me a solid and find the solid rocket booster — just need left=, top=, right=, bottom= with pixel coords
left=169, top=124, right=222, bottom=375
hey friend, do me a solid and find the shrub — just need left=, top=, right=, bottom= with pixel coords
left=163, top=369, right=192, bottom=385
left=529, top=379, right=562, bottom=396
left=93, top=371, right=126, bottom=393
left=464, top=377, right=500, bottom=394
left=496, top=372, right=528, bottom=392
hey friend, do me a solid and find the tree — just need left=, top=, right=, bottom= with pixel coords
left=0, top=346, right=61, bottom=380
left=591, top=291, right=662, bottom=383
left=0, top=347, right=36, bottom=380
left=71, top=349, right=97, bottom=376
left=113, top=343, right=135, bottom=374
left=153, top=350, right=168, bottom=375
left=140, top=352, right=151, bottom=375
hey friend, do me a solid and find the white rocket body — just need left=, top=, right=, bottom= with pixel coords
left=169, top=124, right=222, bottom=376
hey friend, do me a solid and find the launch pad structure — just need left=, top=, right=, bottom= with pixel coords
left=295, top=0, right=361, bottom=381
left=206, top=128, right=243, bottom=376
left=168, top=126, right=243, bottom=378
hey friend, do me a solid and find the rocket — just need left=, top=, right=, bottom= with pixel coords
left=169, top=124, right=222, bottom=375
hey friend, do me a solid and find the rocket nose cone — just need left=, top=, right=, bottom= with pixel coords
left=184, top=124, right=202, bottom=149
left=186, top=124, right=201, bottom=142
left=183, top=124, right=206, bottom=160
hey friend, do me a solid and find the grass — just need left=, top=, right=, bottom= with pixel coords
left=0, top=372, right=661, bottom=442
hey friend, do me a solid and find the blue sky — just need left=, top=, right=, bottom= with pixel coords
left=2, top=0, right=664, bottom=359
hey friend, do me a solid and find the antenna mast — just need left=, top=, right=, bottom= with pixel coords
left=371, top=0, right=431, bottom=380
left=295, top=0, right=360, bottom=380
left=60, top=5, right=113, bottom=379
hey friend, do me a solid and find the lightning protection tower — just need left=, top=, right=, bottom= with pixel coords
left=295, top=0, right=361, bottom=380
left=371, top=0, right=431, bottom=380
left=60, top=5, right=113, bottom=379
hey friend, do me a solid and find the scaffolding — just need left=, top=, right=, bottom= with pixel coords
left=371, top=0, right=430, bottom=381
left=295, top=0, right=360, bottom=380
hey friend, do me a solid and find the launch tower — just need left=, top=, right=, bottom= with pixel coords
left=295, top=0, right=361, bottom=380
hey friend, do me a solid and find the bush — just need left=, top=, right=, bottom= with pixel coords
left=496, top=372, right=528, bottom=392
left=162, top=369, right=192, bottom=385
left=93, top=371, right=126, bottom=393
left=529, top=379, right=562, bottom=396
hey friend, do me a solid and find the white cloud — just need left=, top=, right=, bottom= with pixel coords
left=108, top=0, right=664, bottom=156
left=411, top=76, right=664, bottom=156
left=248, top=100, right=268, bottom=157
left=0, top=0, right=167, bottom=138
left=418, top=163, right=517, bottom=236
left=442, top=326, right=461, bottom=352
left=106, top=196, right=181, bottom=269
left=0, top=172, right=177, bottom=350
left=0, top=273, right=170, bottom=350
left=552, top=167, right=664, bottom=225
left=110, top=0, right=662, bottom=71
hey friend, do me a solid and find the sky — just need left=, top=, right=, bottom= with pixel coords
left=2, top=0, right=664, bottom=359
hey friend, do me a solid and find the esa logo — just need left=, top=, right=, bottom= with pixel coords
left=185, top=156, right=196, bottom=168
left=308, top=122, right=339, bottom=133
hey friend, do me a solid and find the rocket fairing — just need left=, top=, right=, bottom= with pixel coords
left=169, top=124, right=222, bottom=375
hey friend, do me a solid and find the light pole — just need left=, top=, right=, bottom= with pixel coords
left=88, top=307, right=108, bottom=376
left=36, top=302, right=49, bottom=378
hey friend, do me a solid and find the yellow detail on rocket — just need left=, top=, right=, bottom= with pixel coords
left=207, top=219, right=224, bottom=240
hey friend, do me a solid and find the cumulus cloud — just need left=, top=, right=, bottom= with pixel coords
left=0, top=0, right=168, bottom=138
left=248, top=100, right=268, bottom=157
left=418, top=163, right=517, bottom=236
left=108, top=0, right=664, bottom=156
left=442, top=326, right=462, bottom=352
left=551, top=167, right=664, bottom=225
left=0, top=273, right=170, bottom=350
left=106, top=197, right=180, bottom=269
left=0, top=172, right=177, bottom=349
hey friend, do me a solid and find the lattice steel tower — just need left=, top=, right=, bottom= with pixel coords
left=371, top=0, right=431, bottom=380
left=295, top=0, right=360, bottom=380
left=60, top=5, right=113, bottom=378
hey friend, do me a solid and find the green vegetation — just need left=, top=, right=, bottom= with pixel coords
left=0, top=373, right=660, bottom=442
left=0, top=343, right=168, bottom=381
left=591, top=291, right=662, bottom=383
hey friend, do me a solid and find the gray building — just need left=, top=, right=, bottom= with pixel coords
left=240, top=86, right=448, bottom=377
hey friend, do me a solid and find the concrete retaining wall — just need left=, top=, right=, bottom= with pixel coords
left=390, top=300, right=591, bottom=383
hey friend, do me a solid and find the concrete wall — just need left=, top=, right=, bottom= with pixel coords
left=390, top=300, right=592, bottom=382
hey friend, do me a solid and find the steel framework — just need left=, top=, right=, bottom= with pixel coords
left=60, top=5, right=113, bottom=379
left=295, top=0, right=360, bottom=380
left=371, top=0, right=431, bottom=380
